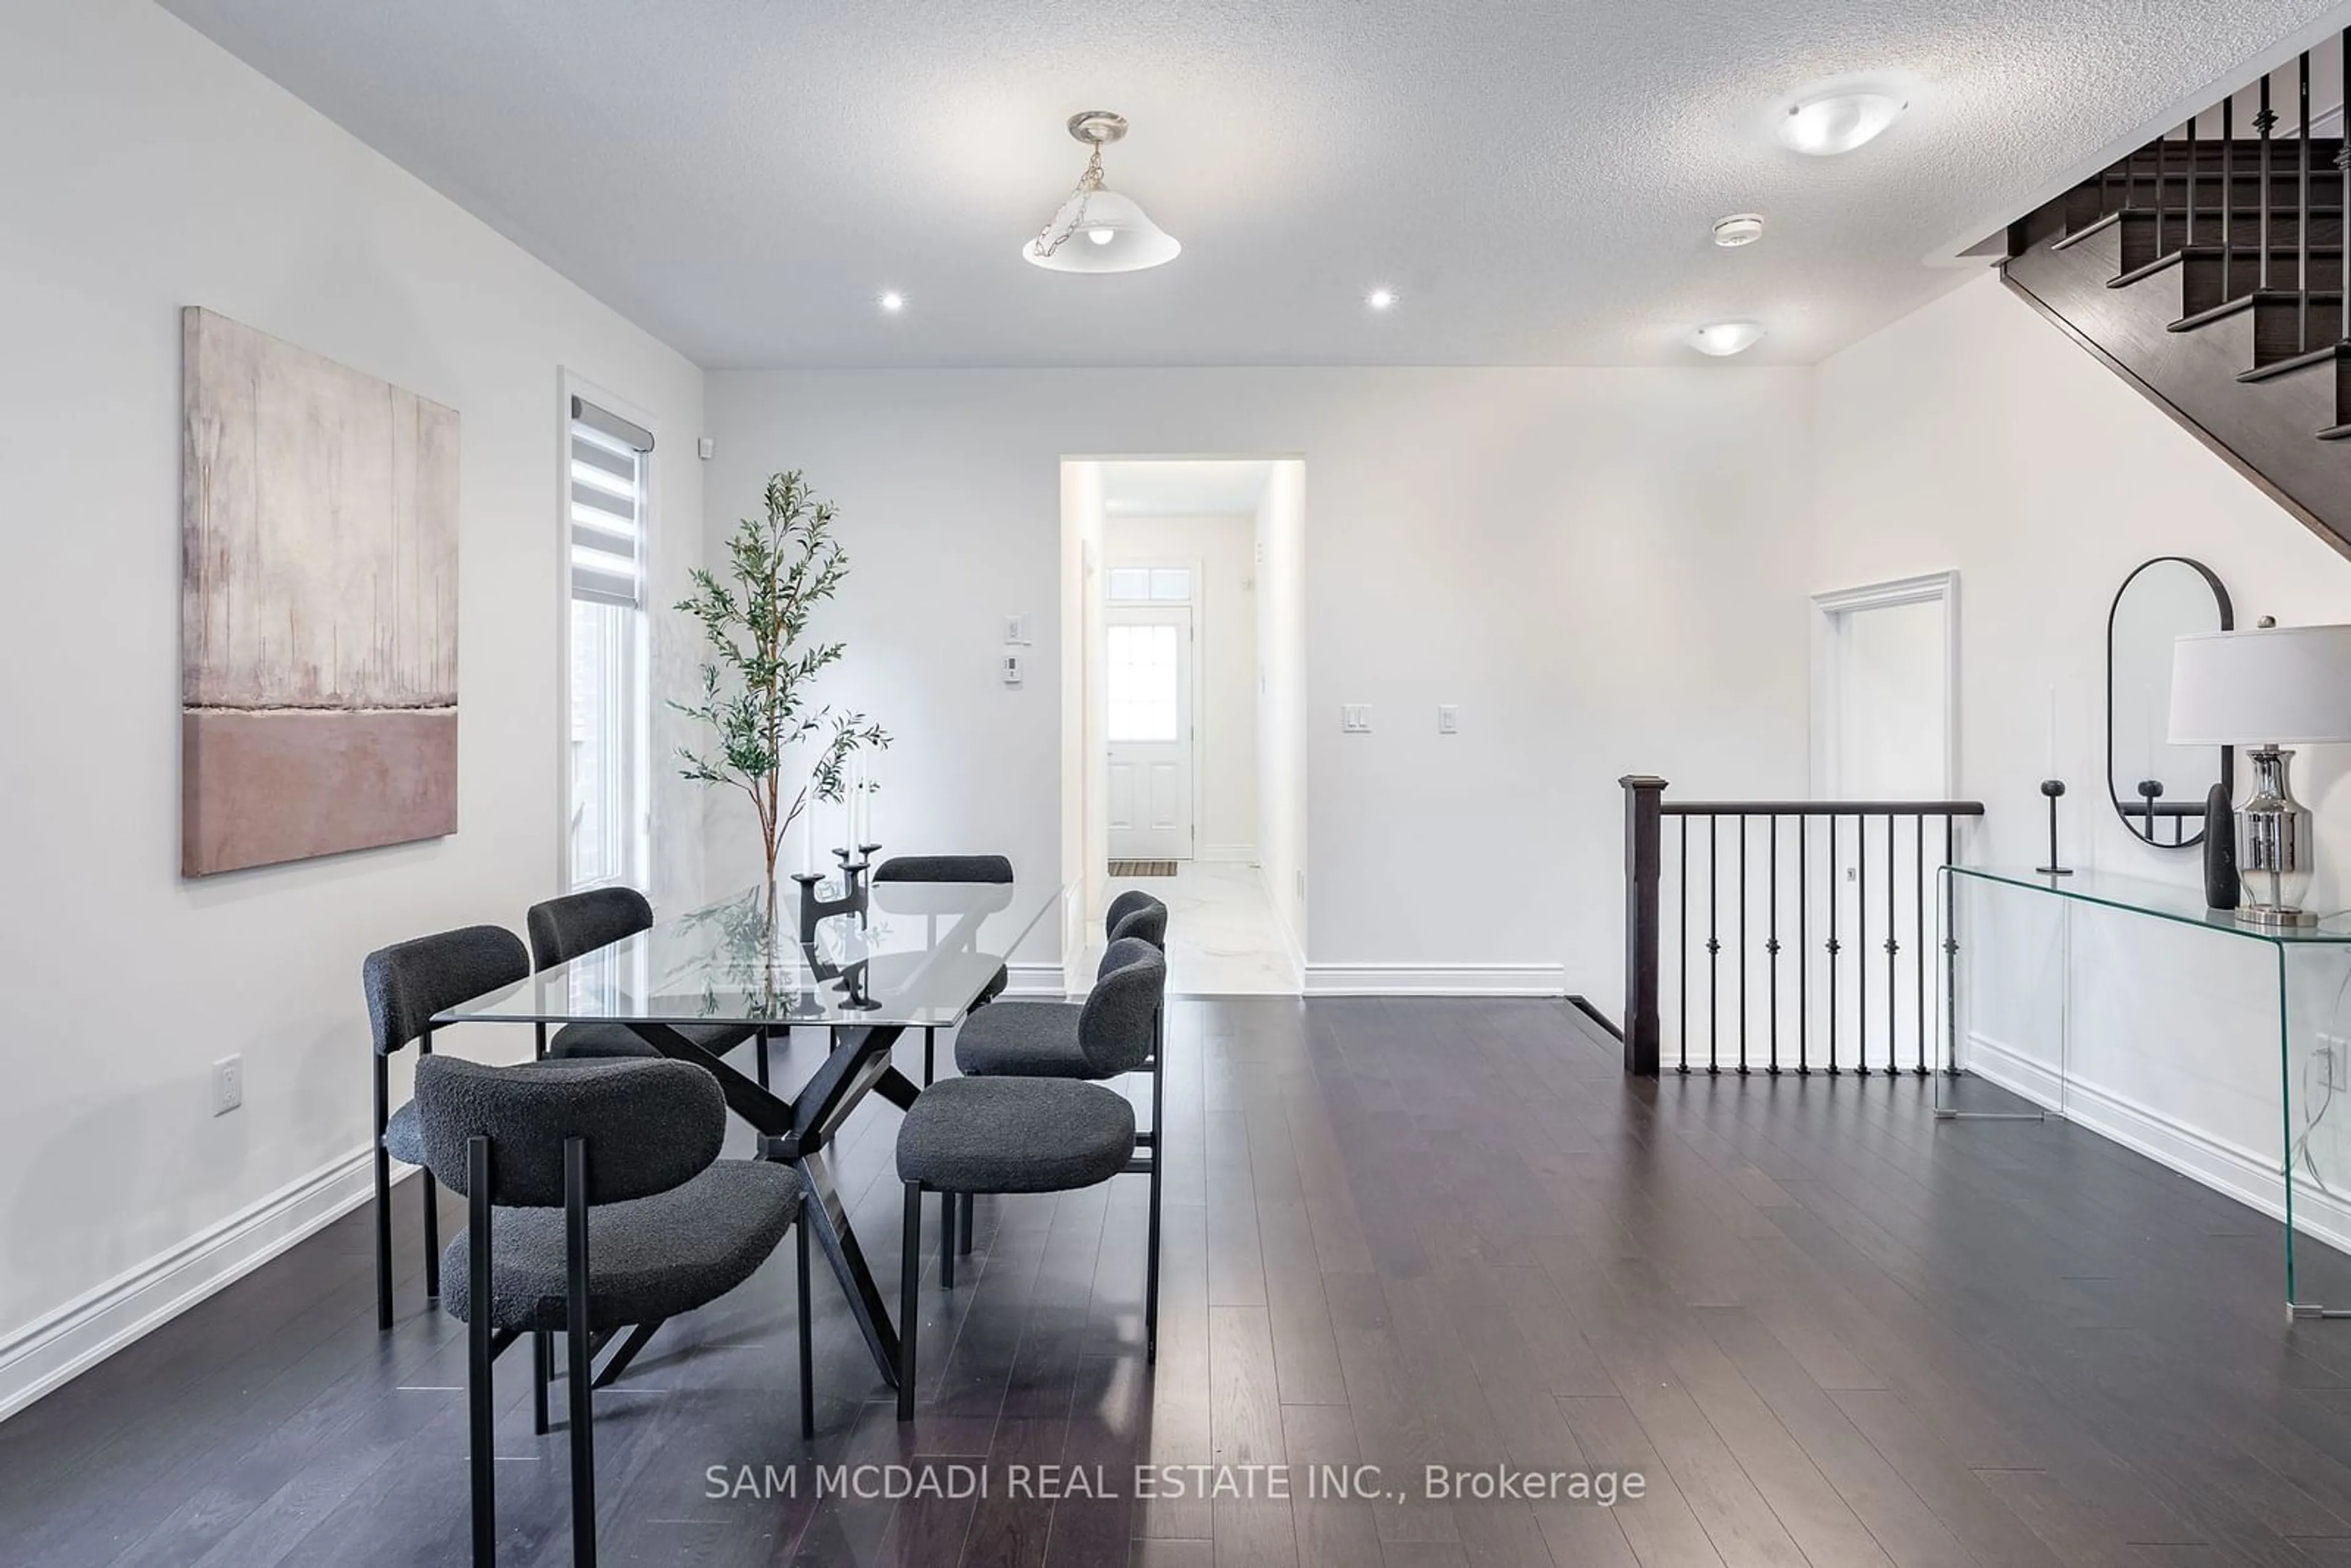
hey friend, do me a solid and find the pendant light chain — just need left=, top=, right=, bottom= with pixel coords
left=1032, top=145, right=1108, bottom=260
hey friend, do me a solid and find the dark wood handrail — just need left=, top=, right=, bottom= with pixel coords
left=1661, top=800, right=1985, bottom=817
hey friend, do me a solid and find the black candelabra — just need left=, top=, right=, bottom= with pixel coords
left=790, top=844, right=883, bottom=1009
left=2036, top=780, right=2073, bottom=876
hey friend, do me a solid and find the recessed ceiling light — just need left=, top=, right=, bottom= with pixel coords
left=878, top=291, right=905, bottom=313
left=1690, top=321, right=1766, bottom=356
left=1712, top=213, right=1766, bottom=248
left=1367, top=287, right=1398, bottom=311
left=1779, top=91, right=1905, bottom=156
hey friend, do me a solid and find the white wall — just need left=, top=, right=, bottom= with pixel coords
left=0, top=0, right=704, bottom=1414
left=1256, top=463, right=1310, bottom=966
left=705, top=368, right=1815, bottom=997
left=1814, top=271, right=2351, bottom=1244
left=1106, top=514, right=1260, bottom=863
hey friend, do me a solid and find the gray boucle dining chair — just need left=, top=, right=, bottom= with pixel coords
left=362, top=924, right=532, bottom=1332
left=1103, top=888, right=1169, bottom=950
left=417, top=1054, right=811, bottom=1567
left=936, top=935, right=1168, bottom=1353
left=525, top=887, right=765, bottom=1082
left=871, top=853, right=1016, bottom=1083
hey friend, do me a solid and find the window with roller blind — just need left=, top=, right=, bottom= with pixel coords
left=564, top=395, right=653, bottom=893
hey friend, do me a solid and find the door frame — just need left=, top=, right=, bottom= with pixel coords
left=1101, top=557, right=1205, bottom=863
left=1810, top=570, right=1960, bottom=800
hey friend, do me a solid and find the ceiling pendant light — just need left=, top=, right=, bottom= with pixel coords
left=1779, top=91, right=1905, bottom=156
left=1022, top=111, right=1181, bottom=273
left=1690, top=321, right=1766, bottom=356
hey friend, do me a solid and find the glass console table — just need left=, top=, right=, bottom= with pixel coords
left=1940, top=865, right=2351, bottom=1319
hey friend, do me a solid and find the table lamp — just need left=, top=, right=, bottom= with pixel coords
left=2169, top=621, right=2351, bottom=928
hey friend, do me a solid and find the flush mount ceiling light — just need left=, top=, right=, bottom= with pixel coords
left=1367, top=287, right=1398, bottom=310
left=1690, top=321, right=1766, bottom=356
left=1712, top=213, right=1766, bottom=247
left=1021, top=111, right=1181, bottom=273
left=877, top=290, right=906, bottom=313
left=1779, top=91, right=1905, bottom=155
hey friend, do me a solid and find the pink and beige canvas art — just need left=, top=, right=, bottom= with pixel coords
left=181, top=307, right=459, bottom=876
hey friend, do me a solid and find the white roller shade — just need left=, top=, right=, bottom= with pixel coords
left=569, top=399, right=651, bottom=608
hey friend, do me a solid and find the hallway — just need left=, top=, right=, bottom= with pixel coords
left=1100, top=861, right=1298, bottom=996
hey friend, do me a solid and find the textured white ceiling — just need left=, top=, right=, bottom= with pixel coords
left=1101, top=460, right=1275, bottom=518
left=158, top=0, right=2347, bottom=368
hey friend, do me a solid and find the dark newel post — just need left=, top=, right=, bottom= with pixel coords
left=1620, top=776, right=1665, bottom=1078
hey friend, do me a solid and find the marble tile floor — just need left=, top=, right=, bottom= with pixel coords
left=1095, top=860, right=1299, bottom=995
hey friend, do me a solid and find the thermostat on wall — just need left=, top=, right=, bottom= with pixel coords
left=1002, top=653, right=1024, bottom=688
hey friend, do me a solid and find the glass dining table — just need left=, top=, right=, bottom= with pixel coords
left=435, top=874, right=1065, bottom=1386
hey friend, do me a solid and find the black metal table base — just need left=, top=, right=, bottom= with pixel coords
left=624, top=1019, right=920, bottom=1387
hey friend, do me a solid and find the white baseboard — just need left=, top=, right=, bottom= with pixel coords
left=1303, top=962, right=1567, bottom=998
left=1006, top=960, right=1074, bottom=999
left=1201, top=844, right=1258, bottom=864
left=1965, top=1030, right=2351, bottom=1259
left=1256, top=865, right=1307, bottom=990
left=0, top=1145, right=383, bottom=1424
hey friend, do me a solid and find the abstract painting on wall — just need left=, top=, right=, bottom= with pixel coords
left=181, top=307, right=459, bottom=876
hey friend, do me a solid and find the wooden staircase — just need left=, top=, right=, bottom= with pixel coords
left=2001, top=51, right=2351, bottom=560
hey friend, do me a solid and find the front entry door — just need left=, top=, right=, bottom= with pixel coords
left=1106, top=605, right=1193, bottom=861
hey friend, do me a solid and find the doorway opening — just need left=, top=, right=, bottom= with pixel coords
left=1062, top=458, right=1307, bottom=995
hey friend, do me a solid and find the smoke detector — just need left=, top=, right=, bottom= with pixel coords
left=1713, top=213, right=1766, bottom=248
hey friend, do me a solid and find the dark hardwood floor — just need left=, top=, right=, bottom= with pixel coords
left=9, top=997, right=2351, bottom=1565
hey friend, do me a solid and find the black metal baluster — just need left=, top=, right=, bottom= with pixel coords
left=1737, top=814, right=1749, bottom=1075
left=2172, top=110, right=2191, bottom=248
left=1856, top=814, right=1870, bottom=1076
left=1767, top=816, right=1781, bottom=1075
left=1796, top=815, right=1808, bottom=1074
left=2223, top=95, right=2235, bottom=302
left=1884, top=812, right=1899, bottom=1079
left=1942, top=816, right=1959, bottom=1075
left=2301, top=51, right=2314, bottom=351
left=2154, top=124, right=2169, bottom=261
left=1914, top=815, right=1927, bottom=1075
left=2128, top=118, right=2141, bottom=214
left=2341, top=32, right=2350, bottom=342
left=1678, top=814, right=1689, bottom=1074
left=1826, top=814, right=1840, bottom=1076
left=1707, top=815, right=1720, bottom=1075
left=2260, top=74, right=2277, bottom=292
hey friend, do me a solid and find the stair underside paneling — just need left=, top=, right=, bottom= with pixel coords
left=2004, top=224, right=2351, bottom=560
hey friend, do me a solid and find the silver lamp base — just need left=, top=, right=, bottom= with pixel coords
left=2235, top=745, right=2315, bottom=928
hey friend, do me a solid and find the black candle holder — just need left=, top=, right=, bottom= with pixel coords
left=2036, top=779, right=2073, bottom=876
left=2135, top=778, right=2165, bottom=841
left=789, top=844, right=883, bottom=1009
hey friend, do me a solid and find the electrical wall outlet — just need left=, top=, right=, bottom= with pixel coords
left=1341, top=703, right=1371, bottom=733
left=1295, top=869, right=1307, bottom=902
left=211, top=1054, right=243, bottom=1117
left=1438, top=704, right=1459, bottom=733
left=2322, top=1036, right=2350, bottom=1092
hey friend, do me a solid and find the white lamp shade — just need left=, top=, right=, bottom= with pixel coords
left=1021, top=188, right=1180, bottom=273
left=2168, top=624, right=2351, bottom=745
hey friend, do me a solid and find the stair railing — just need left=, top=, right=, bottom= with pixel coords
left=1618, top=778, right=1984, bottom=1079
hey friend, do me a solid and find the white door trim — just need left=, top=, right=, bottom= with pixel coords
left=1810, top=570, right=1960, bottom=800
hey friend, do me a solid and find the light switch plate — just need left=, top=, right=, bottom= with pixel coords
left=1003, top=614, right=1030, bottom=645
left=1341, top=703, right=1371, bottom=733
left=1438, top=704, right=1459, bottom=733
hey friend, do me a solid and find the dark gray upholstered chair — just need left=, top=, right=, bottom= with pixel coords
left=525, top=887, right=765, bottom=1084
left=872, top=853, right=1015, bottom=1083
left=362, top=925, right=531, bottom=1332
left=1104, top=888, right=1169, bottom=950
left=948, top=906, right=1168, bottom=1311
left=418, top=1054, right=810, bottom=1566
left=894, top=1076, right=1142, bottom=1419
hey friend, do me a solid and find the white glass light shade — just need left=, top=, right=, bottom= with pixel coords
left=1780, top=92, right=1905, bottom=156
left=1689, top=321, right=1766, bottom=356
left=1022, top=187, right=1181, bottom=272
left=2169, top=625, right=2351, bottom=745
